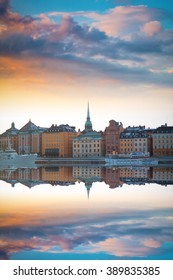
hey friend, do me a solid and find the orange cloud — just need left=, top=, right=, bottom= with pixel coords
left=167, top=69, right=173, bottom=74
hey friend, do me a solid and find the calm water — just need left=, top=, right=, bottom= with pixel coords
left=0, top=165, right=173, bottom=260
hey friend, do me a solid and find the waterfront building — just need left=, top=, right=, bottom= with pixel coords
left=104, top=120, right=124, bottom=156
left=152, top=124, right=173, bottom=156
left=18, top=120, right=45, bottom=155
left=73, top=104, right=103, bottom=158
left=120, top=126, right=151, bottom=156
left=0, top=122, right=19, bottom=151
left=41, top=124, right=77, bottom=157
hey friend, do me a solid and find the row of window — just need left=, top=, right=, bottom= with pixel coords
left=74, top=139, right=100, bottom=143
left=73, top=149, right=100, bottom=153
left=154, top=134, right=173, bottom=138
left=120, top=148, right=147, bottom=152
left=74, top=144, right=100, bottom=148
left=154, top=146, right=173, bottom=149
left=74, top=154, right=100, bottom=157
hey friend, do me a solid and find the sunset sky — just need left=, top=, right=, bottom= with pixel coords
left=0, top=0, right=173, bottom=134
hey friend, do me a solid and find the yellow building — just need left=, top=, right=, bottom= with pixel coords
left=73, top=104, right=103, bottom=158
left=41, top=124, right=77, bottom=157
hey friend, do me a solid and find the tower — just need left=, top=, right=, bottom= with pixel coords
left=85, top=103, right=93, bottom=132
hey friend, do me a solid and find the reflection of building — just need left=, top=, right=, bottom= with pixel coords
left=0, top=166, right=172, bottom=189
left=0, top=122, right=19, bottom=151
left=18, top=120, right=45, bottom=155
left=120, top=167, right=149, bottom=179
left=104, top=120, right=124, bottom=156
left=152, top=167, right=173, bottom=186
left=73, top=166, right=103, bottom=198
left=41, top=166, right=75, bottom=186
left=42, top=124, right=77, bottom=157
left=0, top=168, right=41, bottom=188
left=73, top=104, right=103, bottom=158
left=120, top=167, right=150, bottom=185
left=120, top=126, right=151, bottom=156
left=104, top=168, right=123, bottom=189
left=152, top=125, right=173, bottom=156
left=17, top=168, right=42, bottom=188
left=73, top=166, right=102, bottom=179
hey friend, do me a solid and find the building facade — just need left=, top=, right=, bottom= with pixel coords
left=0, top=122, right=19, bottom=151
left=152, top=125, right=173, bottom=156
left=120, top=126, right=151, bottom=156
left=73, top=104, right=103, bottom=158
left=104, top=120, right=124, bottom=156
left=41, top=124, right=77, bottom=157
left=18, top=120, right=45, bottom=155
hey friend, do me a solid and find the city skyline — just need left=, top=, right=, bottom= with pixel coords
left=1, top=0, right=173, bottom=134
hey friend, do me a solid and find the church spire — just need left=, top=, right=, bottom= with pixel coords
left=87, top=102, right=90, bottom=120
left=85, top=102, right=93, bottom=132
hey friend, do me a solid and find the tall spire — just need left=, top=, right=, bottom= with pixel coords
left=87, top=102, right=90, bottom=120
left=85, top=102, right=93, bottom=132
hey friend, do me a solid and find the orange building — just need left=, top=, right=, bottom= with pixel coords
left=41, top=124, right=77, bottom=158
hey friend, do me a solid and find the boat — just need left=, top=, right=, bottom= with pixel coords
left=105, top=157, right=158, bottom=166
left=0, top=138, right=37, bottom=169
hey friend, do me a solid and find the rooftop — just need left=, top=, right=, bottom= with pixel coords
left=45, top=124, right=76, bottom=133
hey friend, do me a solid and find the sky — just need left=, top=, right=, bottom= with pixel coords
left=0, top=0, right=173, bottom=133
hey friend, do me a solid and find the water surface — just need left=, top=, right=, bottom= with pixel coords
left=0, top=166, right=173, bottom=260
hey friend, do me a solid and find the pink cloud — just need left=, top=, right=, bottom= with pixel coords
left=90, top=237, right=150, bottom=257
left=88, top=6, right=157, bottom=36
left=141, top=21, right=162, bottom=36
left=142, top=238, right=161, bottom=248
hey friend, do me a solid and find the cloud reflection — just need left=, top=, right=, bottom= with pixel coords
left=0, top=208, right=172, bottom=259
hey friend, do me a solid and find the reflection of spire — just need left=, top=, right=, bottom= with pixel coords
left=85, top=182, right=92, bottom=200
